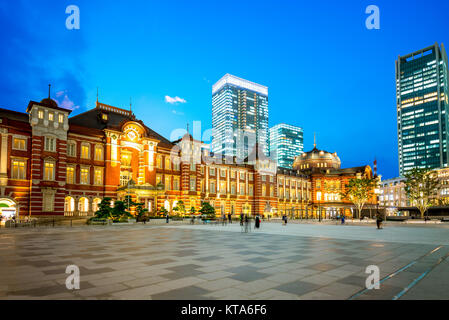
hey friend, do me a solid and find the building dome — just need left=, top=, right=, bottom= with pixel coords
left=40, top=98, right=59, bottom=109
left=293, top=145, right=341, bottom=171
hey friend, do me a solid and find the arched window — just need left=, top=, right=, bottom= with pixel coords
left=64, top=196, right=75, bottom=214
left=78, top=197, right=89, bottom=215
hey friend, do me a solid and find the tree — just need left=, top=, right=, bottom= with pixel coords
left=199, top=202, right=215, bottom=219
left=94, top=197, right=113, bottom=219
left=111, top=200, right=132, bottom=221
left=341, top=177, right=377, bottom=219
left=404, top=168, right=440, bottom=219
left=190, top=206, right=196, bottom=215
left=159, top=207, right=168, bottom=217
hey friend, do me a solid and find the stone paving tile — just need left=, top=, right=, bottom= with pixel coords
left=151, top=285, right=211, bottom=300
left=273, top=280, right=321, bottom=296
left=195, top=278, right=244, bottom=292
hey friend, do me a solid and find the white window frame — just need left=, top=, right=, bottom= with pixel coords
left=11, top=158, right=26, bottom=180
left=43, top=159, right=56, bottom=181
left=80, top=166, right=90, bottom=185
left=12, top=136, right=27, bottom=151
left=67, top=141, right=76, bottom=157
left=44, top=136, right=56, bottom=152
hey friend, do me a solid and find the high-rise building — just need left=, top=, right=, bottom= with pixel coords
left=396, top=42, right=449, bottom=176
left=212, top=74, right=269, bottom=160
left=269, top=123, right=304, bottom=168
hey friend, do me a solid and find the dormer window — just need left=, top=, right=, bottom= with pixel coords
left=48, top=112, right=54, bottom=121
left=102, top=113, right=108, bottom=121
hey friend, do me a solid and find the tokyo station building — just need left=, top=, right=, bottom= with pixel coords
left=0, top=96, right=377, bottom=220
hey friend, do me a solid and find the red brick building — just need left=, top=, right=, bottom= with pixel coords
left=0, top=97, right=376, bottom=220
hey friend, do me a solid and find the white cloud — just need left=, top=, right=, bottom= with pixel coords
left=165, top=95, right=187, bottom=104
left=54, top=90, right=80, bottom=110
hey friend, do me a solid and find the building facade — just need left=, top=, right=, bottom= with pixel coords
left=212, top=74, right=269, bottom=159
left=269, top=123, right=304, bottom=169
left=396, top=42, right=449, bottom=175
left=0, top=96, right=375, bottom=220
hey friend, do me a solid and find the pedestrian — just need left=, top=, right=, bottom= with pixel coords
left=376, top=212, right=383, bottom=229
left=244, top=215, right=250, bottom=233
left=240, top=214, right=244, bottom=226
left=228, top=213, right=232, bottom=224
left=284, top=215, right=288, bottom=226
left=166, top=213, right=169, bottom=224
left=191, top=215, right=195, bottom=225
left=255, top=215, right=260, bottom=229
left=341, top=215, right=345, bottom=225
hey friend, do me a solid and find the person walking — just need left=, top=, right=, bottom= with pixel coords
left=244, top=215, right=250, bottom=233
left=284, top=215, right=288, bottom=226
left=228, top=213, right=232, bottom=224
left=376, top=211, right=383, bottom=229
left=255, top=215, right=260, bottom=229
left=166, top=213, right=170, bottom=224
left=341, top=215, right=345, bottom=225
left=240, top=214, right=244, bottom=226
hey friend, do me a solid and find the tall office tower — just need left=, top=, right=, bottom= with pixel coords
left=212, top=74, right=269, bottom=160
left=396, top=42, right=449, bottom=176
left=269, top=123, right=304, bottom=169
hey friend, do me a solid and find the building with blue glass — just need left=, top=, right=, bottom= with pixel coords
left=269, top=123, right=303, bottom=169
left=212, top=74, right=269, bottom=160
left=396, top=42, right=449, bottom=176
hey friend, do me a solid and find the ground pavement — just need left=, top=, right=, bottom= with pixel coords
left=0, top=221, right=448, bottom=300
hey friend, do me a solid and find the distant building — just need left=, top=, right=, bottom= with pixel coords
left=379, top=177, right=409, bottom=208
left=211, top=74, right=269, bottom=160
left=396, top=42, right=449, bottom=175
left=269, top=124, right=303, bottom=169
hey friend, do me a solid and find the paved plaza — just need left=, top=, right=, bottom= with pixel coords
left=0, top=221, right=448, bottom=300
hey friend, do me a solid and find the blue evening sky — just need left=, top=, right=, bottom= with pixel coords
left=1, top=0, right=448, bottom=179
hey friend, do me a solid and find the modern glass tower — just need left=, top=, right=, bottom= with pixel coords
left=396, top=42, right=449, bottom=176
left=212, top=74, right=269, bottom=160
left=269, top=123, right=304, bottom=169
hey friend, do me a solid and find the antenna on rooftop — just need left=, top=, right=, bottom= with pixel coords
left=48, top=84, right=51, bottom=99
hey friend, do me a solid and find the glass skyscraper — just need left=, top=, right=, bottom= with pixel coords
left=212, top=74, right=269, bottom=159
left=269, top=123, right=304, bottom=169
left=396, top=42, right=449, bottom=176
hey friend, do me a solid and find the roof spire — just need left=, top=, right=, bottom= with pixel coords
left=313, top=132, right=316, bottom=148
left=96, top=87, right=99, bottom=103
left=186, top=123, right=190, bottom=134
left=48, top=84, right=51, bottom=99
left=129, top=97, right=132, bottom=112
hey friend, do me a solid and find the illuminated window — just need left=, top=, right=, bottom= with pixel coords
left=165, top=157, right=171, bottom=170
left=240, top=183, right=245, bottom=195
left=44, top=161, right=55, bottom=181
left=80, top=167, right=90, bottom=184
left=13, top=138, right=26, bottom=150
left=102, top=113, right=108, bottom=121
left=48, top=112, right=54, bottom=121
left=11, top=159, right=26, bottom=179
left=316, top=192, right=322, bottom=201
left=44, top=136, right=56, bottom=152
left=66, top=166, right=75, bottom=184
left=94, top=168, right=103, bottom=185
left=58, top=114, right=64, bottom=123
left=190, top=177, right=196, bottom=191
left=156, top=156, right=162, bottom=169
left=262, top=185, right=266, bottom=196
left=220, top=181, right=226, bottom=193
left=220, top=169, right=226, bottom=178
left=121, top=152, right=131, bottom=167
left=249, top=185, right=254, bottom=196
left=270, top=186, right=274, bottom=197
left=165, top=176, right=171, bottom=190
left=94, top=145, right=103, bottom=161
left=121, top=171, right=131, bottom=186
left=173, top=177, right=180, bottom=190
left=156, top=174, right=162, bottom=185
left=81, top=144, right=90, bottom=159
left=38, top=110, right=44, bottom=119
